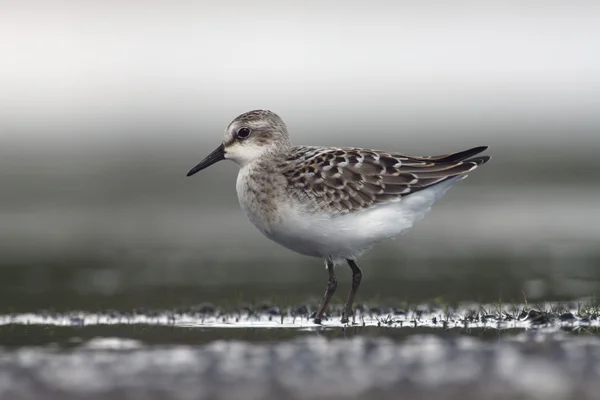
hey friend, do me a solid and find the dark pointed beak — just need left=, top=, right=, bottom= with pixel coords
left=186, top=144, right=225, bottom=176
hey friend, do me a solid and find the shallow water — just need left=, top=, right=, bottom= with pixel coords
left=8, top=334, right=600, bottom=400
left=0, top=303, right=599, bottom=399
left=1, top=323, right=599, bottom=399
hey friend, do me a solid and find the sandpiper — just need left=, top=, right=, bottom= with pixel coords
left=187, top=110, right=490, bottom=324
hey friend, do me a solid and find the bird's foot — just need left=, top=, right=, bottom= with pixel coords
left=341, top=309, right=354, bottom=324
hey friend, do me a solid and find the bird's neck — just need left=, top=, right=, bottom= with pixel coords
left=242, top=143, right=289, bottom=170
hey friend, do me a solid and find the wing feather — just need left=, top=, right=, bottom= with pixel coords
left=280, top=145, right=490, bottom=214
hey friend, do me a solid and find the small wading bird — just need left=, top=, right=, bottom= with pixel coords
left=187, top=110, right=490, bottom=324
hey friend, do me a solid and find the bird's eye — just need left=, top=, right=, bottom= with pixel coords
left=237, top=127, right=251, bottom=138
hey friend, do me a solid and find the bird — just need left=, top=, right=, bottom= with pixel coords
left=186, top=110, right=490, bottom=324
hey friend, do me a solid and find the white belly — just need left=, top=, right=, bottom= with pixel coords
left=238, top=169, right=462, bottom=264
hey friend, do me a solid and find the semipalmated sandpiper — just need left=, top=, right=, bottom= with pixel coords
left=187, top=110, right=490, bottom=324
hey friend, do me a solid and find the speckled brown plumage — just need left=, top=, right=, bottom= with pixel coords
left=278, top=146, right=490, bottom=214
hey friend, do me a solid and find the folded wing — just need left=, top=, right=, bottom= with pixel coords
left=281, top=145, right=490, bottom=214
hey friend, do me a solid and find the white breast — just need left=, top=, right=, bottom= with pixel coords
left=236, top=166, right=271, bottom=236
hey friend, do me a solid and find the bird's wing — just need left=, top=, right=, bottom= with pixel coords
left=280, top=145, right=490, bottom=214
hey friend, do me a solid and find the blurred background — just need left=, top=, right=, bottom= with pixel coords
left=1, top=0, right=600, bottom=313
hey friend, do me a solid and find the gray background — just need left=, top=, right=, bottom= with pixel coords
left=1, top=0, right=600, bottom=311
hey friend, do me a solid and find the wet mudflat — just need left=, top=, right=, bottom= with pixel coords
left=1, top=304, right=600, bottom=400
left=3, top=333, right=600, bottom=400
left=1, top=176, right=599, bottom=399
left=1, top=249, right=598, bottom=400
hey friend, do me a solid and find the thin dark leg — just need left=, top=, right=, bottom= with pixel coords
left=313, top=260, right=337, bottom=324
left=341, top=259, right=362, bottom=324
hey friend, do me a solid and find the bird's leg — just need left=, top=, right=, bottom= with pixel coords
left=313, top=260, right=337, bottom=324
left=341, top=259, right=362, bottom=324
